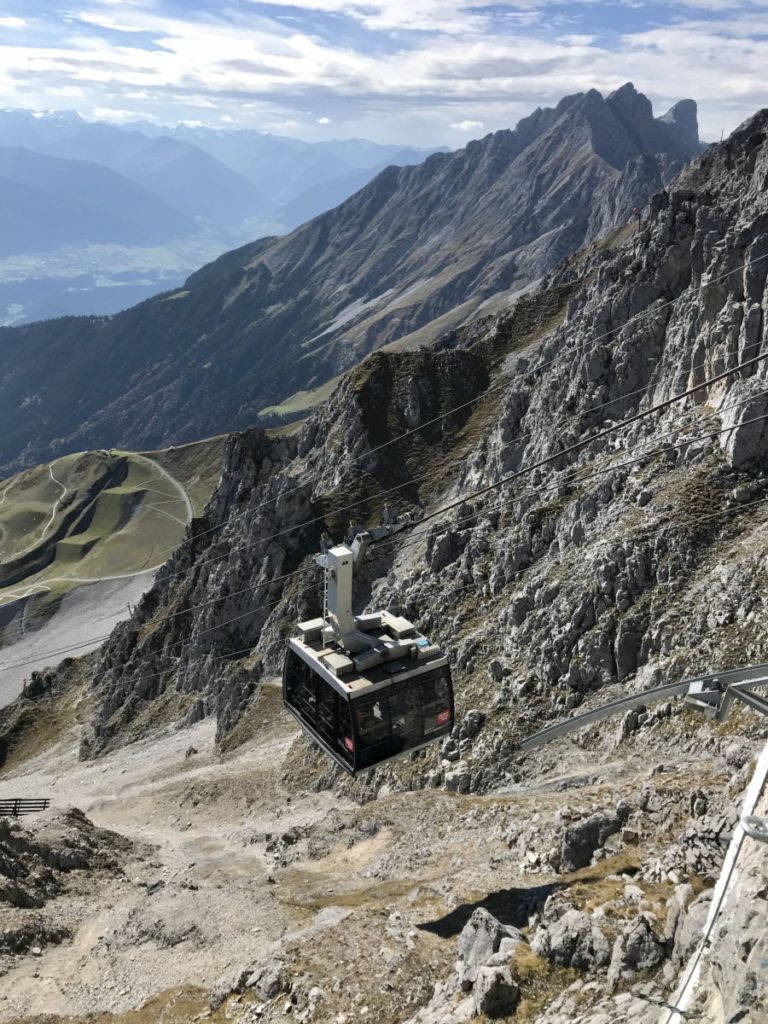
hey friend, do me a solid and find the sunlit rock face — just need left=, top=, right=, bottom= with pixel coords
left=0, top=84, right=701, bottom=477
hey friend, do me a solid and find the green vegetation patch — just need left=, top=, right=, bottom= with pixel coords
left=139, top=434, right=227, bottom=517
left=259, top=376, right=343, bottom=421
left=0, top=437, right=225, bottom=623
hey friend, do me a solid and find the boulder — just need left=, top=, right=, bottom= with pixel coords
left=664, top=883, right=694, bottom=942
left=445, top=765, right=471, bottom=794
left=560, top=805, right=630, bottom=871
left=246, top=960, right=286, bottom=999
left=460, top=710, right=486, bottom=740
left=608, top=913, right=666, bottom=986
left=472, top=965, right=520, bottom=1018
left=457, top=908, right=525, bottom=989
left=488, top=660, right=504, bottom=683
left=672, top=892, right=712, bottom=967
left=210, top=968, right=250, bottom=1010
left=531, top=909, right=611, bottom=971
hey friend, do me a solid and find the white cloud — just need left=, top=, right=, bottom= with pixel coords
left=451, top=119, right=484, bottom=131
left=266, top=117, right=300, bottom=131
left=244, top=0, right=490, bottom=34
left=555, top=34, right=595, bottom=45
left=76, top=12, right=149, bottom=33
left=678, top=0, right=768, bottom=8
left=0, top=17, right=26, bottom=28
left=0, top=1, right=766, bottom=145
left=92, top=106, right=145, bottom=121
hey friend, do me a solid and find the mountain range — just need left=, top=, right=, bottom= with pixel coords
left=2, top=84, right=768, bottom=1024
left=127, top=119, right=438, bottom=229
left=0, top=109, right=438, bottom=325
left=0, top=146, right=195, bottom=255
left=0, top=109, right=264, bottom=234
left=0, top=84, right=703, bottom=475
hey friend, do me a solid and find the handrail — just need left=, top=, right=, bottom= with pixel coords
left=519, top=664, right=768, bottom=752
left=0, top=798, right=51, bottom=817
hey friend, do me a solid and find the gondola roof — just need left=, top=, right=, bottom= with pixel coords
left=291, top=609, right=447, bottom=699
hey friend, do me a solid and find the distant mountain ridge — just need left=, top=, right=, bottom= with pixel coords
left=0, top=110, right=265, bottom=231
left=117, top=120, right=443, bottom=229
left=0, top=146, right=195, bottom=253
left=124, top=119, right=440, bottom=208
left=0, top=109, right=438, bottom=325
left=0, top=109, right=437, bottom=233
left=0, top=84, right=703, bottom=474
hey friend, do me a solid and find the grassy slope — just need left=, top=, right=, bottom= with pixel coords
left=0, top=436, right=225, bottom=624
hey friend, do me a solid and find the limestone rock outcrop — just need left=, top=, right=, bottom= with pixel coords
left=78, top=108, right=768, bottom=780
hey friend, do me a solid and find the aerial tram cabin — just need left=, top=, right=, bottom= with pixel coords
left=283, top=532, right=454, bottom=775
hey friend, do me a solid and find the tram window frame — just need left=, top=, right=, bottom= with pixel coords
left=354, top=694, right=391, bottom=747
left=314, top=675, right=337, bottom=746
left=388, top=681, right=422, bottom=751
left=286, top=653, right=355, bottom=766
left=419, top=668, right=453, bottom=735
left=337, top=697, right=355, bottom=764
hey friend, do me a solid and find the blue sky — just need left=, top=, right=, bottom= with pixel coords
left=0, top=1, right=766, bottom=145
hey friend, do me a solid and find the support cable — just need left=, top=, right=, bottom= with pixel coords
left=3, top=372, right=765, bottom=675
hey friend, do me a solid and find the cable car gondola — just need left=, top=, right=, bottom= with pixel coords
left=283, top=531, right=454, bottom=775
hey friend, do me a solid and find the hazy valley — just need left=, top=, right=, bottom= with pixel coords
left=0, top=109, right=437, bottom=326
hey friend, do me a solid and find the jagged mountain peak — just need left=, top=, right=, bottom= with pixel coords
left=660, top=97, right=701, bottom=150
left=584, top=83, right=700, bottom=161
left=607, top=81, right=655, bottom=136
left=676, top=104, right=768, bottom=198
left=0, top=85, right=704, bottom=476
left=606, top=79, right=649, bottom=109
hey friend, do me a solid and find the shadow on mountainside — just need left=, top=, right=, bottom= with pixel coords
left=417, top=881, right=564, bottom=938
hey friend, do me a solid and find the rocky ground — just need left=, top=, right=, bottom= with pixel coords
left=0, top=672, right=765, bottom=1023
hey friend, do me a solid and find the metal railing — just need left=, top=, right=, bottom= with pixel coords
left=0, top=798, right=51, bottom=817
left=519, top=663, right=768, bottom=752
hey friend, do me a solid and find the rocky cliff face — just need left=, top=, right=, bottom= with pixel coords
left=0, top=84, right=700, bottom=476
left=79, top=107, right=768, bottom=770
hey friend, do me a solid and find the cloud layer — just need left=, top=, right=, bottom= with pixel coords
left=0, top=1, right=766, bottom=144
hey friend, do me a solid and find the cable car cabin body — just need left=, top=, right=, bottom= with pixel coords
left=283, top=610, right=454, bottom=776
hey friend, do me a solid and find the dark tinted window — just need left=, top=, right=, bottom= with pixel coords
left=388, top=684, right=422, bottom=750
left=355, top=695, right=390, bottom=746
left=285, top=650, right=318, bottom=725
left=420, top=668, right=452, bottom=736
left=337, top=700, right=355, bottom=764
left=285, top=651, right=354, bottom=766
left=353, top=668, right=453, bottom=769
left=315, top=676, right=337, bottom=746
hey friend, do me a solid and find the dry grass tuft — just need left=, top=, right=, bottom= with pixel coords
left=513, top=943, right=577, bottom=1022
